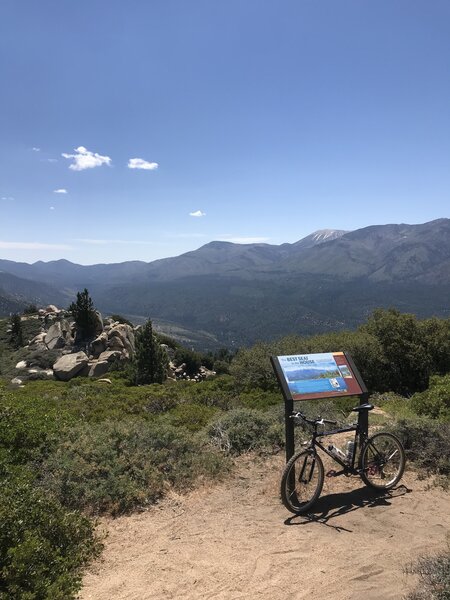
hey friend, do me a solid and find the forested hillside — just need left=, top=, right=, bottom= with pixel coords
left=1, top=219, right=449, bottom=347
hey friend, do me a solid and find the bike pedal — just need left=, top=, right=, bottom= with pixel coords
left=326, top=470, right=337, bottom=478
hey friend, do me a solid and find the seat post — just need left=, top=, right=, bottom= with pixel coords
left=358, top=392, right=370, bottom=446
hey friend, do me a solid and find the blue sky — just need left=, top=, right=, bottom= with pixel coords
left=1, top=0, right=449, bottom=264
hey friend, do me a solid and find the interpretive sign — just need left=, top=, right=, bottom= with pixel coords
left=271, top=352, right=365, bottom=401
left=271, top=352, right=368, bottom=462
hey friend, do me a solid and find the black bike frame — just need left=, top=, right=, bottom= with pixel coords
left=310, top=423, right=364, bottom=475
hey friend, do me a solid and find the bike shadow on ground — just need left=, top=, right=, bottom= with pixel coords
left=284, top=484, right=412, bottom=532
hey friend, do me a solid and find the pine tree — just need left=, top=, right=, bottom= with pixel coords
left=132, top=319, right=168, bottom=385
left=10, top=313, right=23, bottom=349
left=68, top=288, right=98, bottom=340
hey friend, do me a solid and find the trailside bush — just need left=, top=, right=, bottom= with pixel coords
left=40, top=420, right=226, bottom=515
left=405, top=546, right=450, bottom=600
left=174, top=347, right=202, bottom=376
left=388, top=419, right=450, bottom=478
left=0, top=471, right=101, bottom=600
left=0, top=391, right=71, bottom=466
left=164, top=403, right=219, bottom=432
left=208, top=408, right=283, bottom=454
left=410, top=375, right=450, bottom=421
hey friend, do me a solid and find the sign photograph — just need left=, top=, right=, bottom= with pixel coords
left=272, top=352, right=364, bottom=401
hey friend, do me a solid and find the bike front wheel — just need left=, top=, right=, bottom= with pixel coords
left=280, top=449, right=324, bottom=514
left=360, top=432, right=406, bottom=490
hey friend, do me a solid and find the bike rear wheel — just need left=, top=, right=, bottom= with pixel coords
left=280, top=449, right=324, bottom=514
left=360, top=432, right=405, bottom=490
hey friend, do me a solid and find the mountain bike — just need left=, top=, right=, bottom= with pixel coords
left=280, top=403, right=406, bottom=514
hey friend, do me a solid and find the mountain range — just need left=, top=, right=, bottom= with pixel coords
left=1, top=219, right=449, bottom=348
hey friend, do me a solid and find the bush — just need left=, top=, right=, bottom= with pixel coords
left=174, top=347, right=202, bottom=376
left=388, top=419, right=450, bottom=478
left=164, top=403, right=218, bottom=432
left=410, top=375, right=450, bottom=421
left=109, top=314, right=133, bottom=327
left=405, top=546, right=450, bottom=600
left=208, top=408, right=283, bottom=454
left=0, top=390, right=70, bottom=466
left=213, top=360, right=230, bottom=375
left=23, top=304, right=38, bottom=315
left=0, top=471, right=101, bottom=600
left=40, top=420, right=226, bottom=515
left=25, top=348, right=62, bottom=370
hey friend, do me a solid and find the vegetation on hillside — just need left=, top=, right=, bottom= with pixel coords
left=0, top=308, right=449, bottom=598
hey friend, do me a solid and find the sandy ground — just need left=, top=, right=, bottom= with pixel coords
left=80, top=453, right=449, bottom=600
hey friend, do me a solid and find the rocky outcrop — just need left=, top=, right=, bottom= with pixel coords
left=45, top=319, right=73, bottom=350
left=11, top=306, right=216, bottom=384
left=91, top=332, right=108, bottom=358
left=87, top=360, right=110, bottom=378
left=98, top=349, right=123, bottom=363
left=92, top=311, right=104, bottom=335
left=53, top=351, right=89, bottom=381
left=107, top=323, right=135, bottom=357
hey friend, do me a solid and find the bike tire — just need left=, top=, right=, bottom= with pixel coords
left=360, top=432, right=406, bottom=490
left=280, top=449, right=324, bottom=514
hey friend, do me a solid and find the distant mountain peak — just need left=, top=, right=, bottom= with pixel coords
left=293, top=229, right=349, bottom=249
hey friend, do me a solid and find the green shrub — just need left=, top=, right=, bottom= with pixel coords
left=174, top=376, right=240, bottom=411
left=405, top=546, right=450, bottom=600
left=410, top=375, right=450, bottom=421
left=174, top=347, right=202, bottom=376
left=109, top=314, right=133, bottom=327
left=40, top=420, right=226, bottom=515
left=0, top=471, right=101, bottom=600
left=213, top=360, right=230, bottom=375
left=165, top=403, right=218, bottom=432
left=208, top=408, right=283, bottom=454
left=230, top=342, right=276, bottom=391
left=388, top=419, right=450, bottom=478
left=25, top=348, right=62, bottom=370
left=0, top=391, right=71, bottom=466
left=155, top=332, right=181, bottom=350
left=239, top=389, right=281, bottom=411
left=23, top=304, right=38, bottom=315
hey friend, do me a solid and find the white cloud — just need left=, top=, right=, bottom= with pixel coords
left=1, top=196, right=14, bottom=201
left=32, top=147, right=41, bottom=152
left=49, top=206, right=55, bottom=210
left=218, top=236, right=270, bottom=244
left=45, top=158, right=58, bottom=163
left=0, top=241, right=71, bottom=250
left=53, top=188, right=68, bottom=194
left=62, top=146, right=112, bottom=171
left=127, top=158, right=159, bottom=170
left=189, top=210, right=206, bottom=218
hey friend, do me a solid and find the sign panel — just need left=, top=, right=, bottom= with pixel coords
left=272, top=352, right=364, bottom=401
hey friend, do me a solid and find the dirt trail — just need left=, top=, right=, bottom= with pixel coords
left=80, top=454, right=449, bottom=600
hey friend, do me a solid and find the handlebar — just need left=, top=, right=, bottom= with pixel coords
left=290, top=412, right=338, bottom=427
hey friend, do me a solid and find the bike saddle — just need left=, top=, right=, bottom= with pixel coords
left=351, top=403, right=374, bottom=412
